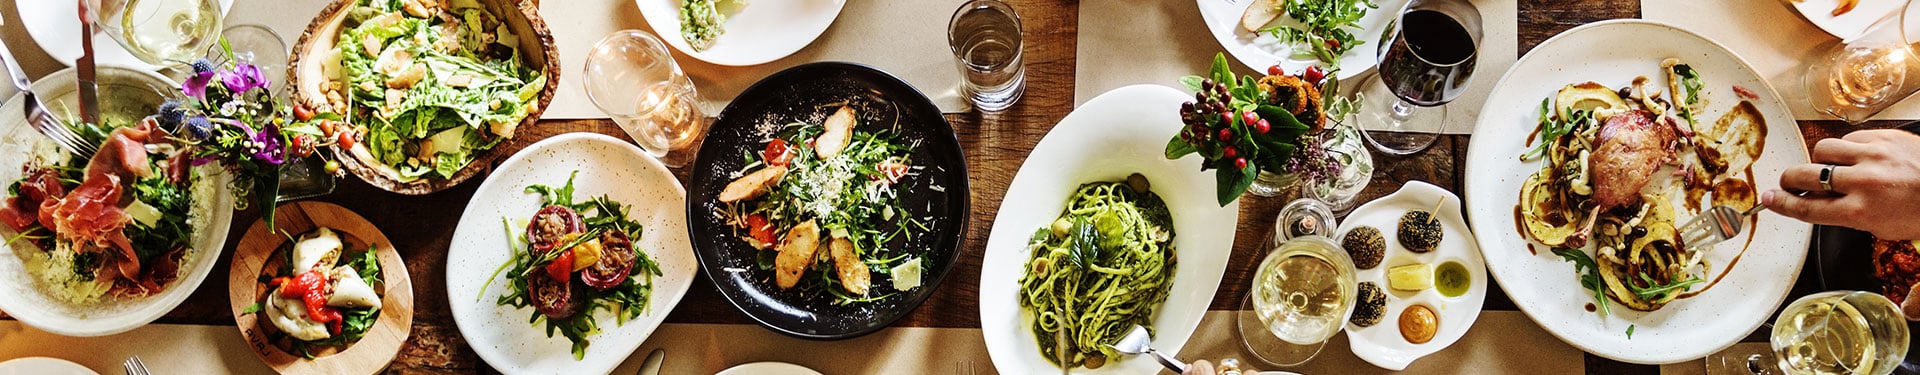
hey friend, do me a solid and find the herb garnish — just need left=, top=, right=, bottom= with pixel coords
left=483, top=171, right=662, bottom=360
left=1258, top=0, right=1379, bottom=68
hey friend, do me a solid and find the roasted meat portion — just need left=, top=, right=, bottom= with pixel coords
left=1590, top=110, right=1679, bottom=210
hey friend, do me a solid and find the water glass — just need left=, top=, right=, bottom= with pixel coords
left=584, top=30, right=709, bottom=168
left=1806, top=1, right=1920, bottom=124
left=948, top=0, right=1026, bottom=112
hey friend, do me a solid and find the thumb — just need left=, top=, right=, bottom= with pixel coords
left=1762, top=189, right=1851, bottom=226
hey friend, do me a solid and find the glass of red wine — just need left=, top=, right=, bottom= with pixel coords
left=1355, top=0, right=1482, bottom=155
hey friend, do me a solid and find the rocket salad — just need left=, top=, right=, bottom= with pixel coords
left=324, top=0, right=548, bottom=181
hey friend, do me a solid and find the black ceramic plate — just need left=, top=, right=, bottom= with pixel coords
left=1811, top=225, right=1919, bottom=375
left=685, top=62, right=970, bottom=340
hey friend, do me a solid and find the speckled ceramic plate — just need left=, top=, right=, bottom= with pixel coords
left=685, top=62, right=969, bottom=340
left=446, top=133, right=697, bottom=374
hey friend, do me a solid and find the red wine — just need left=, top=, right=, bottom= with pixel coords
left=1379, top=9, right=1478, bottom=107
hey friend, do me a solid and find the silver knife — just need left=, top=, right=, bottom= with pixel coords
left=76, top=0, right=101, bottom=125
left=636, top=348, right=664, bottom=375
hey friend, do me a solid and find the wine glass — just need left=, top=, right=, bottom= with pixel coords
left=1237, top=235, right=1357, bottom=367
left=584, top=30, right=710, bottom=168
left=1708, top=291, right=1911, bottom=375
left=1804, top=0, right=1920, bottom=124
left=93, top=0, right=224, bottom=67
left=1355, top=0, right=1482, bottom=155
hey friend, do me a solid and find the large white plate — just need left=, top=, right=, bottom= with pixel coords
left=0, top=357, right=97, bottom=375
left=979, top=84, right=1238, bottom=374
left=1463, top=20, right=1811, bottom=364
left=715, top=362, right=822, bottom=375
left=16, top=0, right=238, bottom=72
left=1338, top=181, right=1486, bottom=371
left=1195, top=0, right=1409, bottom=79
left=446, top=133, right=698, bottom=374
left=0, top=66, right=233, bottom=337
left=1786, top=0, right=1904, bottom=41
left=635, top=0, right=844, bottom=66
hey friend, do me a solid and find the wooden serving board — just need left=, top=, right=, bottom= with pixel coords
left=225, top=201, right=415, bottom=375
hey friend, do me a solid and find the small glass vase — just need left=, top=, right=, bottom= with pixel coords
left=1301, top=123, right=1375, bottom=215
left=1247, top=170, right=1300, bottom=197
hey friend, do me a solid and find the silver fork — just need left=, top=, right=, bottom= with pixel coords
left=0, top=15, right=95, bottom=157
left=121, top=356, right=150, bottom=375
left=1679, top=204, right=1767, bottom=252
left=1109, top=325, right=1188, bottom=374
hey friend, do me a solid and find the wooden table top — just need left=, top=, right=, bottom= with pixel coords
left=6, top=0, right=1905, bottom=373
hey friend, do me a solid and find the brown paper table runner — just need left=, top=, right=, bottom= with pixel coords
left=1073, top=0, right=1518, bottom=135
left=1643, top=0, right=1920, bottom=121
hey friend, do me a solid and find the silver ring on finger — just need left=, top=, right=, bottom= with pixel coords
left=1819, top=164, right=1836, bottom=192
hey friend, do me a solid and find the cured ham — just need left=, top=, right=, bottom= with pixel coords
left=25, top=123, right=165, bottom=289
left=0, top=169, right=64, bottom=231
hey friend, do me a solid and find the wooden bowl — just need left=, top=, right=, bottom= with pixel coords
left=288, top=0, right=560, bottom=195
left=228, top=201, right=414, bottom=374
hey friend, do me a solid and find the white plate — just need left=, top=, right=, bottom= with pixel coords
left=447, top=133, right=699, bottom=374
left=1787, top=0, right=1904, bottom=41
left=1463, top=20, right=1811, bottom=364
left=0, top=357, right=97, bottom=375
left=16, top=0, right=237, bottom=71
left=715, top=362, right=822, bottom=375
left=1336, top=181, right=1486, bottom=371
left=979, top=84, right=1238, bottom=374
left=0, top=66, right=233, bottom=337
left=635, top=0, right=844, bottom=66
left=1195, top=0, right=1409, bottom=79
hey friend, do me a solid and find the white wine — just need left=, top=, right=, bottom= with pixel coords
left=111, top=0, right=222, bottom=65
left=1251, top=236, right=1357, bottom=345
left=1770, top=291, right=1911, bottom=375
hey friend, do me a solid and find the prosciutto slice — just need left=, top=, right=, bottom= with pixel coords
left=40, top=124, right=159, bottom=285
left=0, top=169, right=64, bottom=231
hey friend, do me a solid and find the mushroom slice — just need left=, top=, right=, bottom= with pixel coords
left=774, top=220, right=822, bottom=289
left=815, top=106, right=857, bottom=160
left=829, top=236, right=870, bottom=295
left=718, top=165, right=788, bottom=203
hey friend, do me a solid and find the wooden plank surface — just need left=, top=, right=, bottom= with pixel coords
left=2, top=0, right=1890, bottom=372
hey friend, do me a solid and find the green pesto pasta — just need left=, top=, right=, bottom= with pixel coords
left=1017, top=176, right=1176, bottom=369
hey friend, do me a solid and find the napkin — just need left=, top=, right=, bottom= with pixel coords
left=1074, top=0, right=1518, bottom=135
left=1644, top=0, right=1920, bottom=121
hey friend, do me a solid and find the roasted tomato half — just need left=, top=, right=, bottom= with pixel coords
left=529, top=270, right=584, bottom=319
left=527, top=205, right=584, bottom=254
left=582, top=230, right=638, bottom=290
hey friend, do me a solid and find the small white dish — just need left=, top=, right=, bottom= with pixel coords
left=715, top=362, right=822, bottom=375
left=446, top=133, right=699, bottom=374
left=15, top=0, right=237, bottom=71
left=1194, top=0, right=1409, bottom=79
left=634, top=0, right=845, bottom=66
left=978, top=84, right=1239, bottom=374
left=0, top=357, right=97, bottom=375
left=1787, top=0, right=1904, bottom=41
left=1336, top=181, right=1486, bottom=371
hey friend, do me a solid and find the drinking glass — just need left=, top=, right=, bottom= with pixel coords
left=948, top=0, right=1026, bottom=112
left=584, top=30, right=709, bottom=168
left=218, top=24, right=288, bottom=92
left=94, top=0, right=224, bottom=66
left=1238, top=235, right=1357, bottom=367
left=1805, top=1, right=1920, bottom=124
left=1354, top=0, right=1481, bottom=155
left=1769, top=291, right=1910, bottom=375
left=1301, top=122, right=1374, bottom=214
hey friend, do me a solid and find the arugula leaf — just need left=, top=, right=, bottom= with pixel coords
left=1629, top=273, right=1703, bottom=301
left=1551, top=247, right=1611, bottom=318
left=1674, top=64, right=1703, bottom=105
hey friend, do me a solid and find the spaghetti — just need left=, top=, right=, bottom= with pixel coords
left=1017, top=176, right=1176, bottom=369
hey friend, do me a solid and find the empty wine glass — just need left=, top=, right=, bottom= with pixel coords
left=1805, top=0, right=1920, bottom=124
left=1355, top=0, right=1482, bottom=155
left=584, top=30, right=710, bottom=168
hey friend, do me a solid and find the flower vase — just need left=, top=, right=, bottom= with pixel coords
left=1247, top=169, right=1300, bottom=197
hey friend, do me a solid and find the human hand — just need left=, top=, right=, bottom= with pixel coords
left=1182, top=359, right=1260, bottom=375
left=1764, top=129, right=1920, bottom=240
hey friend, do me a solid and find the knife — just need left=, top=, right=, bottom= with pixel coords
left=636, top=348, right=664, bottom=375
left=76, top=0, right=101, bottom=125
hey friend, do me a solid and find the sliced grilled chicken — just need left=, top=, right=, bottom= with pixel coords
left=815, top=106, right=856, bottom=159
left=718, top=165, right=788, bottom=203
left=829, top=236, right=870, bottom=295
left=774, top=220, right=822, bottom=289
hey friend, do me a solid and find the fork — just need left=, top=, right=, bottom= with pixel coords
left=0, top=16, right=95, bottom=157
left=121, top=356, right=150, bottom=375
left=1108, top=325, right=1188, bottom=373
left=1679, top=204, right=1766, bottom=252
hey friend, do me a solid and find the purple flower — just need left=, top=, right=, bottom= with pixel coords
left=182, top=71, right=215, bottom=99
left=220, top=63, right=269, bottom=94
left=249, top=122, right=287, bottom=165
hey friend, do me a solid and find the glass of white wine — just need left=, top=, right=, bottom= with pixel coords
left=1805, top=0, right=1920, bottom=124
left=94, top=0, right=224, bottom=66
left=1767, top=291, right=1910, bottom=375
left=584, top=30, right=710, bottom=168
left=1237, top=235, right=1357, bottom=367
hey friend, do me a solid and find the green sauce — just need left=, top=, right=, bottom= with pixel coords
left=1435, top=261, right=1471, bottom=297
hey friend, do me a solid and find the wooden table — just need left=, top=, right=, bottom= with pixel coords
left=1, top=0, right=1902, bottom=373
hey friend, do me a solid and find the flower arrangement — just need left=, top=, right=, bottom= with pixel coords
left=1166, top=53, right=1353, bottom=206
left=158, top=44, right=347, bottom=228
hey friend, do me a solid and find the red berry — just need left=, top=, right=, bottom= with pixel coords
left=1234, top=158, right=1249, bottom=170
left=1241, top=111, right=1260, bottom=125
left=1255, top=119, right=1271, bottom=134
left=1219, top=112, right=1234, bottom=125
left=1267, top=65, right=1285, bottom=76
left=1304, top=66, right=1326, bottom=85
left=1223, top=146, right=1237, bottom=159
left=1218, top=128, right=1233, bottom=140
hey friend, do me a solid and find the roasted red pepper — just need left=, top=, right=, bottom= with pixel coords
left=545, top=250, right=575, bottom=282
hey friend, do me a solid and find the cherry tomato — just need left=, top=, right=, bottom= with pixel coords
left=1304, top=66, right=1326, bottom=85
left=294, top=105, right=314, bottom=121
left=336, top=129, right=357, bottom=150
left=545, top=250, right=575, bottom=282
left=1267, top=65, right=1285, bottom=76
left=315, top=118, right=336, bottom=135
left=765, top=139, right=793, bottom=166
left=746, top=214, right=775, bottom=246
left=1326, top=39, right=1342, bottom=50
